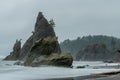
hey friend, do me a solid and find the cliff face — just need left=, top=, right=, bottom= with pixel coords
left=4, top=12, right=73, bottom=67
left=24, top=36, right=73, bottom=67
left=76, top=44, right=112, bottom=61
left=24, top=12, right=72, bottom=67
left=61, top=35, right=120, bottom=61
left=18, top=35, right=33, bottom=60
left=5, top=12, right=61, bottom=61
left=33, top=12, right=61, bottom=53
left=60, top=35, right=120, bottom=58
left=113, top=50, right=120, bottom=62
left=4, top=40, right=21, bottom=60
left=34, top=12, right=55, bottom=40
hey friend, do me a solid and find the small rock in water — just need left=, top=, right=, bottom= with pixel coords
left=76, top=66, right=86, bottom=69
left=14, top=61, right=24, bottom=66
left=5, top=64, right=11, bottom=66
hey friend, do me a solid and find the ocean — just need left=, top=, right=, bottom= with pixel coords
left=0, top=58, right=120, bottom=80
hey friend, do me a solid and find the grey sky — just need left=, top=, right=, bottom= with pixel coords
left=0, top=0, right=120, bottom=55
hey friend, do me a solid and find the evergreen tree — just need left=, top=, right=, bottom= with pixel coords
left=49, top=19, right=55, bottom=28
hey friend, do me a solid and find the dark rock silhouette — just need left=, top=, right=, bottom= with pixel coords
left=76, top=44, right=112, bottom=61
left=4, top=12, right=73, bottom=67
left=30, top=53, right=73, bottom=67
left=60, top=35, right=120, bottom=61
left=117, top=50, right=120, bottom=53
left=113, top=50, right=120, bottom=62
left=61, top=35, right=120, bottom=62
left=19, top=35, right=33, bottom=60
left=4, top=39, right=21, bottom=60
left=33, top=12, right=61, bottom=53
left=34, top=12, right=55, bottom=40
left=24, top=12, right=72, bottom=67
left=24, top=36, right=73, bottom=67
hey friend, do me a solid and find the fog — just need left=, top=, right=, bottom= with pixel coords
left=0, top=0, right=120, bottom=55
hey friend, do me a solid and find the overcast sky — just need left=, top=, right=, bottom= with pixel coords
left=0, top=0, right=120, bottom=56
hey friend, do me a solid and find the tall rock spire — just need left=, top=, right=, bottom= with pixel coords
left=34, top=12, right=56, bottom=41
left=4, top=39, right=21, bottom=60
left=4, top=12, right=61, bottom=60
left=4, top=12, right=73, bottom=67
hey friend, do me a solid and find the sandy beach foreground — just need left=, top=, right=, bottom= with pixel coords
left=89, top=74, right=120, bottom=80
left=45, top=71, right=120, bottom=80
left=40, top=69, right=120, bottom=80
left=45, top=74, right=119, bottom=80
left=1, top=61, right=120, bottom=80
left=43, top=75, right=107, bottom=80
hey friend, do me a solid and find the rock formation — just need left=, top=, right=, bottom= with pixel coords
left=24, top=12, right=72, bottom=67
left=24, top=36, right=73, bottom=67
left=30, top=53, right=73, bottom=67
left=18, top=35, right=33, bottom=60
left=113, top=50, right=120, bottom=62
left=76, top=44, right=112, bottom=61
left=33, top=12, right=61, bottom=53
left=19, top=12, right=61, bottom=60
left=4, top=39, right=21, bottom=60
left=4, top=12, right=73, bottom=67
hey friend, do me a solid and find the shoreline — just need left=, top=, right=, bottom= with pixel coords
left=43, top=75, right=107, bottom=80
left=44, top=71, right=120, bottom=80
left=1, top=60, right=120, bottom=80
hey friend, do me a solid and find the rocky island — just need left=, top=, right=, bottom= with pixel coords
left=4, top=12, right=73, bottom=67
left=4, top=39, right=21, bottom=60
left=61, top=36, right=120, bottom=62
left=76, top=43, right=111, bottom=61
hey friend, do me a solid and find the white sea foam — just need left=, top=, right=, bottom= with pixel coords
left=0, top=60, right=120, bottom=80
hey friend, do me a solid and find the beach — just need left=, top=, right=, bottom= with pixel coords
left=1, top=59, right=120, bottom=80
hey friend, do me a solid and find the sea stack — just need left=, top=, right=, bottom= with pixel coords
left=19, top=12, right=61, bottom=60
left=76, top=43, right=111, bottom=61
left=4, top=39, right=21, bottom=60
left=4, top=12, right=73, bottom=67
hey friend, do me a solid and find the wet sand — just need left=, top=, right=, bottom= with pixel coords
left=44, top=75, right=107, bottom=80
left=28, top=75, right=107, bottom=80
left=28, top=74, right=120, bottom=80
left=89, top=74, right=120, bottom=80
left=28, top=69, right=120, bottom=80
left=45, top=71, right=120, bottom=80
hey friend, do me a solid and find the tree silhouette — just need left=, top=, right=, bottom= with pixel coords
left=49, top=19, right=55, bottom=28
